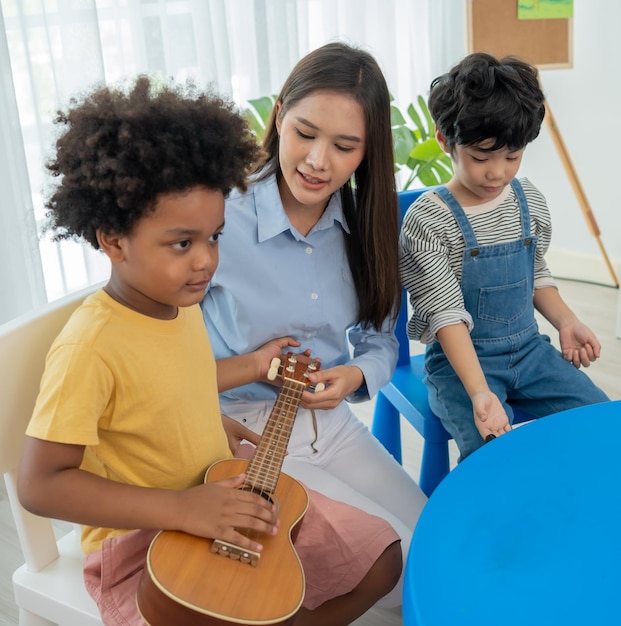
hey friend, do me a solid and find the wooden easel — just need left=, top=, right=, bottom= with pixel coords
left=466, top=0, right=619, bottom=287
left=543, top=104, right=619, bottom=287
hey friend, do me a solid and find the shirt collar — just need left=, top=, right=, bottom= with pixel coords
left=255, top=173, right=350, bottom=243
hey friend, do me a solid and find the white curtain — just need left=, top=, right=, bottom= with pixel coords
left=0, top=0, right=438, bottom=323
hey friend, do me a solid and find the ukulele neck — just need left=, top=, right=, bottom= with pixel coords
left=244, top=377, right=304, bottom=494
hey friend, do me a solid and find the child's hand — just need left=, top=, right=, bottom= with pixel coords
left=559, top=322, right=601, bottom=369
left=221, top=414, right=261, bottom=456
left=253, top=337, right=302, bottom=382
left=178, top=473, right=278, bottom=554
left=471, top=390, right=511, bottom=441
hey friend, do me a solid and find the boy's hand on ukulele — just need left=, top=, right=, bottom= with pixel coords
left=221, top=414, right=261, bottom=456
left=178, top=474, right=278, bottom=553
left=472, top=390, right=511, bottom=441
left=253, top=337, right=302, bottom=382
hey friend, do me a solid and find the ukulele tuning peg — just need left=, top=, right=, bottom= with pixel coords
left=267, top=357, right=281, bottom=381
left=314, top=382, right=325, bottom=392
left=286, top=354, right=297, bottom=373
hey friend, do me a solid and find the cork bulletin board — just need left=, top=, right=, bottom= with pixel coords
left=466, top=0, right=573, bottom=69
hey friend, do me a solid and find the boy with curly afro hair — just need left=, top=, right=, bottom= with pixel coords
left=16, top=76, right=281, bottom=624
left=44, top=76, right=258, bottom=249
left=17, top=76, right=403, bottom=626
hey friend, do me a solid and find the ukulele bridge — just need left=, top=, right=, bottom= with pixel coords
left=211, top=539, right=260, bottom=566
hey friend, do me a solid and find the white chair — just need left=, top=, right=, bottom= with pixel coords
left=0, top=284, right=103, bottom=625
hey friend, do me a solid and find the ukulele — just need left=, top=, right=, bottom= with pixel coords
left=137, top=352, right=323, bottom=626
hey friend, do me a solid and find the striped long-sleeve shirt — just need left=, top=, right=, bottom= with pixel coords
left=399, top=178, right=557, bottom=344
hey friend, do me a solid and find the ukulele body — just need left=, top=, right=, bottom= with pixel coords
left=138, top=352, right=319, bottom=625
left=138, top=458, right=308, bottom=626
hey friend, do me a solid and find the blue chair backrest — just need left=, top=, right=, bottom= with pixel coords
left=395, top=188, right=435, bottom=366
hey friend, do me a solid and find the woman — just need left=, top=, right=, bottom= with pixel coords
left=202, top=42, right=427, bottom=610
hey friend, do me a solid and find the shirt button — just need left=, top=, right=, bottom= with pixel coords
left=306, top=246, right=313, bottom=255
left=305, top=332, right=313, bottom=339
left=311, top=293, right=319, bottom=300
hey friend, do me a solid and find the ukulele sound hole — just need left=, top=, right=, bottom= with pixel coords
left=241, top=487, right=281, bottom=517
left=242, top=485, right=274, bottom=502
left=243, top=485, right=274, bottom=502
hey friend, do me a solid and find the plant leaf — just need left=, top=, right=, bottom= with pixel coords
left=418, top=95, right=435, bottom=136
left=409, top=138, right=443, bottom=161
left=392, top=126, right=416, bottom=165
left=243, top=95, right=278, bottom=142
left=417, top=163, right=442, bottom=186
left=407, top=102, right=426, bottom=140
left=391, top=104, right=407, bottom=126
left=247, top=95, right=276, bottom=124
left=242, top=108, right=267, bottom=139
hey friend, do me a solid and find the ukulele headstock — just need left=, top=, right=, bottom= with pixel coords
left=267, top=352, right=325, bottom=392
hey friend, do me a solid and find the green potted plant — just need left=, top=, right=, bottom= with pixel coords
left=391, top=95, right=452, bottom=188
left=242, top=94, right=452, bottom=190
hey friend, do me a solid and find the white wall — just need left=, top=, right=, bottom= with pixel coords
left=437, top=0, right=621, bottom=287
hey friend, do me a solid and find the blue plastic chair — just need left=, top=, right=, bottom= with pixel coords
left=371, top=188, right=533, bottom=496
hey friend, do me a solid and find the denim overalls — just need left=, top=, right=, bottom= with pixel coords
left=425, top=179, right=608, bottom=460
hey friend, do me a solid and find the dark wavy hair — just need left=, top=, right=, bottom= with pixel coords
left=257, top=42, right=400, bottom=329
left=45, top=76, right=261, bottom=249
left=429, top=52, right=546, bottom=151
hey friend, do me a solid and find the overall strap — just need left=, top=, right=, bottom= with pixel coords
left=510, top=178, right=531, bottom=238
left=433, top=186, right=479, bottom=248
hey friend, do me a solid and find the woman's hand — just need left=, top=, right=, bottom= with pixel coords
left=301, top=364, right=364, bottom=410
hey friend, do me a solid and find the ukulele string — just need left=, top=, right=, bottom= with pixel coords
left=247, top=381, right=302, bottom=494
left=242, top=376, right=305, bottom=544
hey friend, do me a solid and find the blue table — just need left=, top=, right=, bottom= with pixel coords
left=403, top=400, right=621, bottom=625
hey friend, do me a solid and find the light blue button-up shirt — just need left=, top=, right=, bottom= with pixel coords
left=201, top=173, right=398, bottom=407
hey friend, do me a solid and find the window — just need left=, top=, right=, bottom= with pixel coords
left=0, top=0, right=435, bottom=322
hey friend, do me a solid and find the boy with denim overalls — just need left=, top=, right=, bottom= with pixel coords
left=399, top=53, right=609, bottom=460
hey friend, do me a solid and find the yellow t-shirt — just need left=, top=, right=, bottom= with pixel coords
left=26, top=289, right=232, bottom=553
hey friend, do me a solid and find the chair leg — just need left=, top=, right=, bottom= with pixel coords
left=419, top=440, right=450, bottom=497
left=371, top=392, right=403, bottom=465
left=18, top=607, right=54, bottom=626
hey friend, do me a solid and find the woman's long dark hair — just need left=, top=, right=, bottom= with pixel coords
left=257, top=42, right=400, bottom=329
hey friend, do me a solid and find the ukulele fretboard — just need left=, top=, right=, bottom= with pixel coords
left=244, top=378, right=304, bottom=494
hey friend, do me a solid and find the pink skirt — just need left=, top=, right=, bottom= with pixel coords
left=83, top=486, right=400, bottom=625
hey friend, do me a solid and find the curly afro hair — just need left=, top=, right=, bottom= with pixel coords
left=45, top=75, right=261, bottom=249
